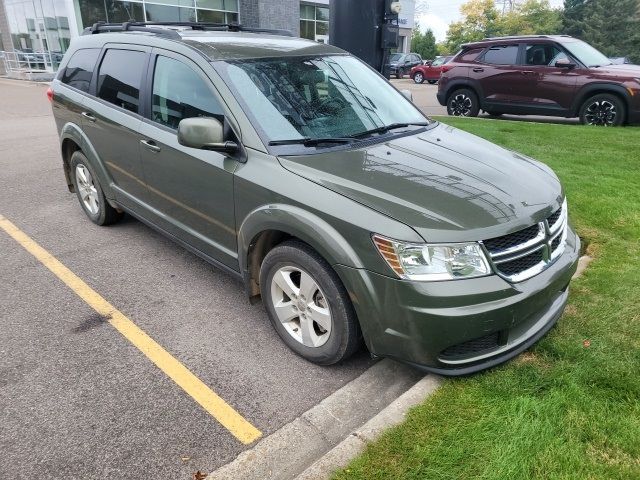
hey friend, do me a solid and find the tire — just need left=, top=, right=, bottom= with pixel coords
left=427, top=80, right=437, bottom=85
left=413, top=72, right=424, bottom=84
left=395, top=68, right=404, bottom=79
left=70, top=151, right=123, bottom=226
left=579, top=93, right=626, bottom=126
left=260, top=240, right=361, bottom=365
left=485, top=110, right=504, bottom=117
left=447, top=88, right=480, bottom=117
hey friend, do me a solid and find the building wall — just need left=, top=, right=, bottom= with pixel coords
left=0, top=0, right=14, bottom=52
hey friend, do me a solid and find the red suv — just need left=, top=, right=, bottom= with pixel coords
left=410, top=56, right=454, bottom=84
left=437, top=35, right=640, bottom=126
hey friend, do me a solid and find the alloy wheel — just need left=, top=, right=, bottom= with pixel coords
left=270, top=266, right=332, bottom=348
left=414, top=72, right=423, bottom=83
left=75, top=164, right=100, bottom=215
left=449, top=93, right=473, bottom=116
left=585, top=100, right=617, bottom=126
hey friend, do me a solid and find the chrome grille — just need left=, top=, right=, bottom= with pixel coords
left=482, top=200, right=568, bottom=282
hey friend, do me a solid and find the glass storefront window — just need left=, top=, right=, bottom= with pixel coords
left=4, top=0, right=72, bottom=70
left=299, top=3, right=329, bottom=42
left=145, top=3, right=196, bottom=22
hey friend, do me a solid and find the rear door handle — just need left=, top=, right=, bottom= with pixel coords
left=521, top=70, right=535, bottom=75
left=81, top=111, right=96, bottom=122
left=140, top=139, right=161, bottom=153
left=473, top=67, right=484, bottom=72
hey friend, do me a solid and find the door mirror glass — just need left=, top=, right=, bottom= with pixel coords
left=400, top=89, right=413, bottom=102
left=178, top=117, right=237, bottom=152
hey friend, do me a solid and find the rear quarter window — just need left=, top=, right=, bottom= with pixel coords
left=482, top=45, right=519, bottom=65
left=457, top=48, right=484, bottom=63
left=59, top=49, right=101, bottom=93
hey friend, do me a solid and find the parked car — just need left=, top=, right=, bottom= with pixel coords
left=50, top=22, right=579, bottom=375
left=410, top=55, right=454, bottom=84
left=437, top=35, right=640, bottom=126
left=388, top=52, right=423, bottom=79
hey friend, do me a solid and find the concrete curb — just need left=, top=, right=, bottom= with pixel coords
left=572, top=255, right=593, bottom=280
left=208, top=359, right=426, bottom=480
left=296, top=375, right=442, bottom=480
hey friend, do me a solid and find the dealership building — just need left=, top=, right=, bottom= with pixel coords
left=0, top=0, right=415, bottom=75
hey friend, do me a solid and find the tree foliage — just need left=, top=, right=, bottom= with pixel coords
left=411, top=24, right=439, bottom=60
left=561, top=0, right=640, bottom=62
left=443, top=0, right=562, bottom=53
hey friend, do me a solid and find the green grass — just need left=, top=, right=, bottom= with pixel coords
left=334, top=118, right=640, bottom=480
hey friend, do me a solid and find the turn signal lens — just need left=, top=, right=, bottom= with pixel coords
left=46, top=87, right=54, bottom=102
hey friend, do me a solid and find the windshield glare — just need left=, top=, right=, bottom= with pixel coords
left=217, top=55, right=428, bottom=144
left=563, top=40, right=612, bottom=67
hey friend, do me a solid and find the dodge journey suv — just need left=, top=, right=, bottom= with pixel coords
left=50, top=22, right=580, bottom=375
left=438, top=35, right=640, bottom=126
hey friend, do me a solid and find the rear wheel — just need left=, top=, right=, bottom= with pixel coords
left=70, top=151, right=123, bottom=226
left=485, top=110, right=504, bottom=117
left=413, top=72, right=424, bottom=84
left=260, top=240, right=361, bottom=365
left=579, top=93, right=625, bottom=126
left=447, top=88, right=480, bottom=117
left=427, top=80, right=438, bottom=85
left=395, top=68, right=404, bottom=79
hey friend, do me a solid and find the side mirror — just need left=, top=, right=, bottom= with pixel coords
left=400, top=89, right=413, bottom=102
left=555, top=58, right=576, bottom=69
left=177, top=117, right=238, bottom=153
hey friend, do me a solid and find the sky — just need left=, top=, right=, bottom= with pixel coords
left=416, top=0, right=565, bottom=42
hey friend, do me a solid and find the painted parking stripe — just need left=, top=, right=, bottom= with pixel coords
left=0, top=214, right=262, bottom=445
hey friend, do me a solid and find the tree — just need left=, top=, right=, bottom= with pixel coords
left=444, top=0, right=501, bottom=53
left=411, top=25, right=439, bottom=60
left=444, top=0, right=562, bottom=53
left=561, top=0, right=640, bottom=63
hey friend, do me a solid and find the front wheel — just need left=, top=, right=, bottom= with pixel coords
left=447, top=88, right=480, bottom=117
left=413, top=72, right=424, bottom=84
left=260, top=240, right=361, bottom=365
left=579, top=94, right=625, bottom=126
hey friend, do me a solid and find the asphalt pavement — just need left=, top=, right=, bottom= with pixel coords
left=0, top=77, right=375, bottom=479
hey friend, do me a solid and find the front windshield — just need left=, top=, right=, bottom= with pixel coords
left=563, top=40, right=612, bottom=67
left=389, top=53, right=403, bottom=62
left=216, top=55, right=428, bottom=143
left=432, top=57, right=445, bottom=66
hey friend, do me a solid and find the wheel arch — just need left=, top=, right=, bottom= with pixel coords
left=572, top=83, right=632, bottom=120
left=60, top=122, right=117, bottom=201
left=238, top=204, right=365, bottom=303
left=443, top=79, right=484, bottom=106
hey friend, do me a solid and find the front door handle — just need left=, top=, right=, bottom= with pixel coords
left=472, top=67, right=484, bottom=73
left=81, top=111, right=96, bottom=122
left=140, top=139, right=161, bottom=153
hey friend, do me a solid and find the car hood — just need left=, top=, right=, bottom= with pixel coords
left=278, top=123, right=563, bottom=243
left=594, top=64, right=640, bottom=75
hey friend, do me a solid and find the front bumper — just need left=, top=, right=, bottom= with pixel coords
left=335, top=226, right=580, bottom=376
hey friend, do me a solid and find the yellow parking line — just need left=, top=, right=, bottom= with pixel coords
left=0, top=214, right=262, bottom=445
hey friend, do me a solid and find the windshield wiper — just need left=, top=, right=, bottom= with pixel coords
left=349, top=122, right=430, bottom=139
left=268, top=137, right=357, bottom=147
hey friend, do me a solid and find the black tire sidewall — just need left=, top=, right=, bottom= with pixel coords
left=396, top=69, right=403, bottom=79
left=580, top=94, right=626, bottom=126
left=428, top=80, right=437, bottom=84
left=447, top=88, right=480, bottom=117
left=70, top=152, right=110, bottom=225
left=260, top=241, right=360, bottom=365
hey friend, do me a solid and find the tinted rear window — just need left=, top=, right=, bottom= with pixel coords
left=60, top=49, right=100, bottom=93
left=482, top=45, right=519, bottom=65
left=97, top=49, right=146, bottom=114
left=458, top=48, right=484, bottom=63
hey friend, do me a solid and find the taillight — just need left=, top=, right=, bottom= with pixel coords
left=46, top=86, right=54, bottom=102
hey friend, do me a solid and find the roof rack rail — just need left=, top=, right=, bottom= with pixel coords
left=82, top=21, right=293, bottom=38
left=478, top=34, right=574, bottom=41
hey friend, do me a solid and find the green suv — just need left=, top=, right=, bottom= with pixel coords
left=50, top=22, right=580, bottom=375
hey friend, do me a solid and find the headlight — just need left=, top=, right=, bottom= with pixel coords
left=372, top=235, right=492, bottom=281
